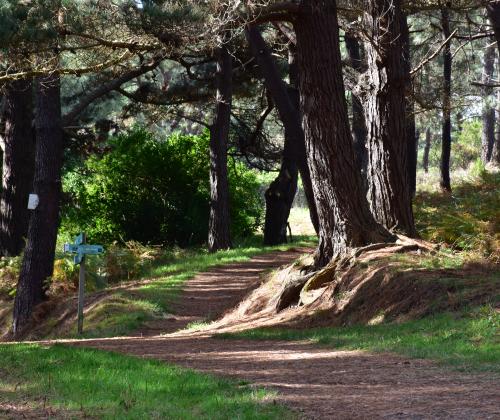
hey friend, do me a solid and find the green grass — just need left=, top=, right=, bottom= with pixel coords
left=218, top=305, right=500, bottom=374
left=64, top=235, right=316, bottom=339
left=0, top=343, right=292, bottom=419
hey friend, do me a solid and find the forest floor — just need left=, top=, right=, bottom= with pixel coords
left=35, top=248, right=499, bottom=419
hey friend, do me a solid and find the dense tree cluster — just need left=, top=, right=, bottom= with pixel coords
left=1, top=0, right=499, bottom=335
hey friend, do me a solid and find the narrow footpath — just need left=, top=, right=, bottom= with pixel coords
left=65, top=249, right=499, bottom=419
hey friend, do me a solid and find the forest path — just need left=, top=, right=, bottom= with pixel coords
left=64, top=249, right=499, bottom=419
left=135, top=248, right=310, bottom=336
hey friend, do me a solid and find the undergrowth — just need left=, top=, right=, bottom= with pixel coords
left=14, top=235, right=316, bottom=339
left=414, top=170, right=500, bottom=261
left=0, top=344, right=291, bottom=419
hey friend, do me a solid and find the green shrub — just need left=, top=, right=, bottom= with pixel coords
left=61, top=128, right=263, bottom=246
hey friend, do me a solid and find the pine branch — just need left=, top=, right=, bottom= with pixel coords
left=0, top=51, right=133, bottom=84
left=63, top=56, right=165, bottom=126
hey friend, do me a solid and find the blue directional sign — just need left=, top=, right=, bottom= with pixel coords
left=76, top=244, right=104, bottom=255
left=75, top=233, right=85, bottom=246
left=63, top=243, right=79, bottom=253
left=63, top=235, right=104, bottom=264
left=63, top=233, right=104, bottom=334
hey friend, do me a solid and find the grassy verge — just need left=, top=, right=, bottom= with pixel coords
left=0, top=343, right=292, bottom=419
left=64, top=235, right=316, bottom=338
left=219, top=305, right=499, bottom=374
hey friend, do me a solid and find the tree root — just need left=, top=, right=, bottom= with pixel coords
left=271, top=236, right=436, bottom=313
left=273, top=272, right=316, bottom=312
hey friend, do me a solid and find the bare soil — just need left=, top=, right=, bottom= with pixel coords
left=56, top=248, right=500, bottom=419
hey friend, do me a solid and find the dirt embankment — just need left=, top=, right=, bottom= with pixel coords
left=207, top=238, right=499, bottom=334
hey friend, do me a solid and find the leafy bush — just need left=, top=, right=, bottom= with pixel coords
left=62, top=128, right=263, bottom=246
left=51, top=258, right=80, bottom=295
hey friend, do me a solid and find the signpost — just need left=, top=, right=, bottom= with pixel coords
left=63, top=233, right=104, bottom=334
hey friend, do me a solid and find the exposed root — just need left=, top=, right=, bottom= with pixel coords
left=273, top=272, right=316, bottom=312
left=274, top=237, right=434, bottom=314
left=212, top=237, right=498, bottom=333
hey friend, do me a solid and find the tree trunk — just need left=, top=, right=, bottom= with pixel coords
left=401, top=13, right=418, bottom=197
left=362, top=0, right=416, bottom=236
left=291, top=107, right=319, bottom=235
left=208, top=40, right=232, bottom=252
left=247, top=26, right=319, bottom=240
left=13, top=75, right=63, bottom=337
left=492, top=88, right=500, bottom=165
left=423, top=127, right=432, bottom=173
left=487, top=2, right=500, bottom=57
left=288, top=45, right=320, bottom=234
left=481, top=42, right=496, bottom=163
left=483, top=107, right=496, bottom=163
left=294, top=0, right=393, bottom=267
left=488, top=2, right=500, bottom=166
left=345, top=34, right=367, bottom=175
left=456, top=111, right=464, bottom=133
left=0, top=80, right=35, bottom=257
left=440, top=5, right=452, bottom=192
left=492, top=128, right=500, bottom=165
left=262, top=141, right=298, bottom=245
left=246, top=26, right=298, bottom=245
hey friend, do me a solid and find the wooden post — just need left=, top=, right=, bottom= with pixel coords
left=77, top=233, right=86, bottom=335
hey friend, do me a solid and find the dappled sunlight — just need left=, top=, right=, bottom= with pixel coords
left=5, top=244, right=499, bottom=419
left=64, top=334, right=499, bottom=419
left=0, top=344, right=291, bottom=419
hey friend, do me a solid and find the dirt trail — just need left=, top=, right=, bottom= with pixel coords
left=61, top=249, right=498, bottom=419
left=137, top=249, right=309, bottom=336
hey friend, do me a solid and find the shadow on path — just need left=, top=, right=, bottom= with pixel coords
left=47, top=249, right=500, bottom=419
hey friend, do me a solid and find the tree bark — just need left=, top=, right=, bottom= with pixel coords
left=246, top=26, right=298, bottom=245
left=208, top=39, right=232, bottom=252
left=246, top=26, right=319, bottom=241
left=487, top=2, right=500, bottom=57
left=294, top=0, right=394, bottom=267
left=487, top=2, right=500, bottom=166
left=262, top=139, right=298, bottom=245
left=344, top=34, right=367, bottom=175
left=288, top=45, right=320, bottom=234
left=492, top=88, right=500, bottom=165
left=481, top=42, right=496, bottom=163
left=0, top=80, right=35, bottom=257
left=401, top=13, right=418, bottom=197
left=362, top=0, right=416, bottom=236
left=423, top=127, right=432, bottom=172
left=13, top=74, right=63, bottom=336
left=440, top=5, right=452, bottom=192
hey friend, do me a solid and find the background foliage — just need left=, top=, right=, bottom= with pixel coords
left=61, top=128, right=263, bottom=246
